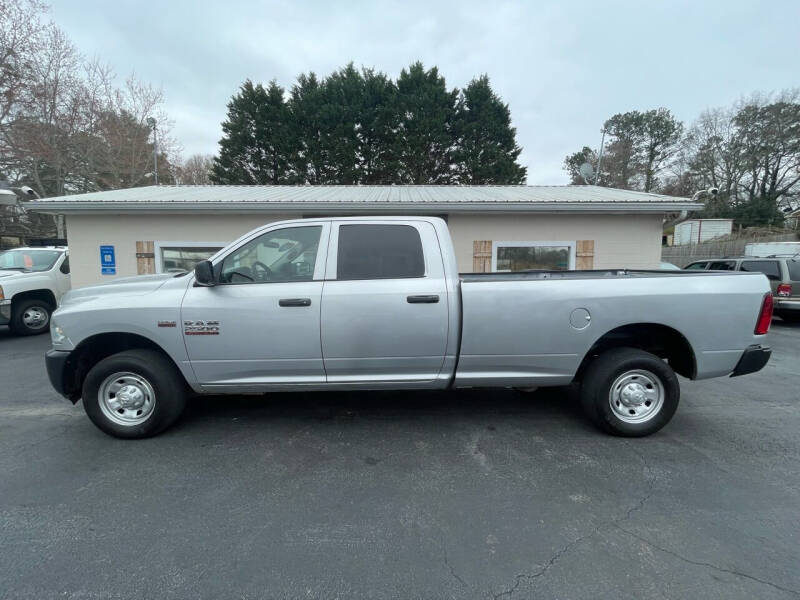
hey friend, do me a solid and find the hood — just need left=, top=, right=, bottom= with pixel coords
left=0, top=270, right=39, bottom=281
left=60, top=273, right=178, bottom=306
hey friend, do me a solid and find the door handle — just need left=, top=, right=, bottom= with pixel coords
left=279, top=298, right=312, bottom=307
left=407, top=295, right=440, bottom=304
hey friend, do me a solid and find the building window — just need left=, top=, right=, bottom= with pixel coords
left=155, top=242, right=226, bottom=273
left=492, top=241, right=576, bottom=272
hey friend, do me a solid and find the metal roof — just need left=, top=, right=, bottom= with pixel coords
left=24, top=184, right=701, bottom=214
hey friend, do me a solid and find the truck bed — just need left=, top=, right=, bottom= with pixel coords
left=454, top=269, right=769, bottom=388
left=459, top=269, right=754, bottom=282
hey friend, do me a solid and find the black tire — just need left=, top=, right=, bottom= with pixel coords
left=580, top=347, right=680, bottom=437
left=82, top=349, right=187, bottom=439
left=9, top=299, right=52, bottom=336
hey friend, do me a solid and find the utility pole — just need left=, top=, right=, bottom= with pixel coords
left=595, top=128, right=606, bottom=185
left=147, top=117, right=158, bottom=185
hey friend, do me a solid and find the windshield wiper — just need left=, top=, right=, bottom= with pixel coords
left=0, top=267, right=27, bottom=271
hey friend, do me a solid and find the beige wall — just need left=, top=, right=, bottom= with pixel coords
left=448, top=213, right=664, bottom=272
left=66, top=214, right=298, bottom=288
left=65, top=211, right=664, bottom=287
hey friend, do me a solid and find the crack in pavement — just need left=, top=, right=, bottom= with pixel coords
left=492, top=440, right=659, bottom=599
left=440, top=535, right=469, bottom=591
left=614, top=524, right=800, bottom=597
left=491, top=523, right=604, bottom=600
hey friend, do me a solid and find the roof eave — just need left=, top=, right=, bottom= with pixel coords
left=24, top=201, right=703, bottom=214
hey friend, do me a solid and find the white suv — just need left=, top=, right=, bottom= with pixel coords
left=0, top=247, right=70, bottom=335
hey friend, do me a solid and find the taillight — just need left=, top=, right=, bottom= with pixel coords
left=777, top=283, right=792, bottom=297
left=755, top=293, right=773, bottom=335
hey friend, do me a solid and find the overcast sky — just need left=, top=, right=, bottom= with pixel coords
left=50, top=0, right=800, bottom=184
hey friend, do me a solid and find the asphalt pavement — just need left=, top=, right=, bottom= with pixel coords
left=1, top=321, right=799, bottom=599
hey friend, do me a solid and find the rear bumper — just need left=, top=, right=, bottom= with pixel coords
left=775, top=299, right=800, bottom=313
left=730, top=344, right=771, bottom=377
left=0, top=300, right=10, bottom=326
left=45, top=349, right=78, bottom=402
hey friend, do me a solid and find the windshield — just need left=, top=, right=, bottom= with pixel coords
left=0, top=249, right=62, bottom=272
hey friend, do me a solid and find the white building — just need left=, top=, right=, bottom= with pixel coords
left=26, top=185, right=700, bottom=288
left=673, top=218, right=733, bottom=245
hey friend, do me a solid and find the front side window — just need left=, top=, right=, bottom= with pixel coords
left=493, top=242, right=574, bottom=272
left=0, top=249, right=61, bottom=272
left=337, top=224, right=425, bottom=280
left=684, top=262, right=709, bottom=270
left=708, top=261, right=736, bottom=271
left=160, top=246, right=224, bottom=273
left=740, top=260, right=781, bottom=280
left=221, top=226, right=322, bottom=284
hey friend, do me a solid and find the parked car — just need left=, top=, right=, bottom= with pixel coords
left=685, top=256, right=800, bottom=323
left=46, top=217, right=772, bottom=439
left=0, top=247, right=70, bottom=335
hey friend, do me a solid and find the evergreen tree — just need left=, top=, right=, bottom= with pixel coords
left=395, top=62, right=459, bottom=184
left=453, top=76, right=526, bottom=184
left=319, top=64, right=363, bottom=184
left=358, top=68, right=399, bottom=183
left=211, top=80, right=295, bottom=184
left=287, top=72, right=327, bottom=184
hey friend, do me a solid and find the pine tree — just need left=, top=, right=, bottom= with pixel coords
left=395, top=62, right=459, bottom=184
left=288, top=72, right=329, bottom=184
left=359, top=68, right=399, bottom=183
left=211, top=80, right=295, bottom=184
left=453, top=75, right=526, bottom=184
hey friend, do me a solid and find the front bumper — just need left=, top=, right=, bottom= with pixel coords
left=730, top=344, right=771, bottom=377
left=0, top=299, right=10, bottom=326
left=45, top=349, right=78, bottom=403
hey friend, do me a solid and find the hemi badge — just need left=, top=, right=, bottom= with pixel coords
left=184, top=320, right=220, bottom=335
left=157, top=321, right=177, bottom=328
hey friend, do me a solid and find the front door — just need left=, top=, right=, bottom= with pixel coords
left=320, top=221, right=449, bottom=383
left=182, top=222, right=329, bottom=388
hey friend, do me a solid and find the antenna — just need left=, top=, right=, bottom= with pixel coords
left=578, top=162, right=595, bottom=185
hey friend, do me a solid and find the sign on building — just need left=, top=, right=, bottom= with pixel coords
left=100, top=245, right=116, bottom=275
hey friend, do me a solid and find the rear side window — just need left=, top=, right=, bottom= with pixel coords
left=740, top=260, right=781, bottom=280
left=787, top=260, right=800, bottom=282
left=337, top=224, right=425, bottom=280
left=685, top=262, right=708, bottom=270
left=60, top=256, right=70, bottom=274
left=708, top=261, right=736, bottom=270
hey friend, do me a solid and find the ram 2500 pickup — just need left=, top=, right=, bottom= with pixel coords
left=45, top=217, right=773, bottom=439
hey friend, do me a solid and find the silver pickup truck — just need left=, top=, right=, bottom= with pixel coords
left=45, top=217, right=773, bottom=439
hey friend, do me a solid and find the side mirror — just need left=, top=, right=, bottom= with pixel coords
left=194, top=260, right=215, bottom=286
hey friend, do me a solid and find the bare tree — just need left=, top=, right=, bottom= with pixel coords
left=0, top=0, right=47, bottom=127
left=176, top=153, right=214, bottom=184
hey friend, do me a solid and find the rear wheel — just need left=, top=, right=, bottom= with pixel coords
left=9, top=299, right=52, bottom=335
left=580, top=347, right=680, bottom=437
left=82, top=349, right=187, bottom=439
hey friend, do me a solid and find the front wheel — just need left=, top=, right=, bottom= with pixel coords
left=580, top=347, right=680, bottom=437
left=82, top=349, right=187, bottom=439
left=9, top=299, right=52, bottom=335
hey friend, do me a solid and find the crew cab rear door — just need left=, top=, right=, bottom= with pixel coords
left=181, top=221, right=330, bottom=388
left=320, top=220, right=449, bottom=383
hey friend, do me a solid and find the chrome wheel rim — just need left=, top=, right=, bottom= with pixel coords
left=98, top=372, right=156, bottom=426
left=22, top=305, right=49, bottom=329
left=609, top=369, right=664, bottom=424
